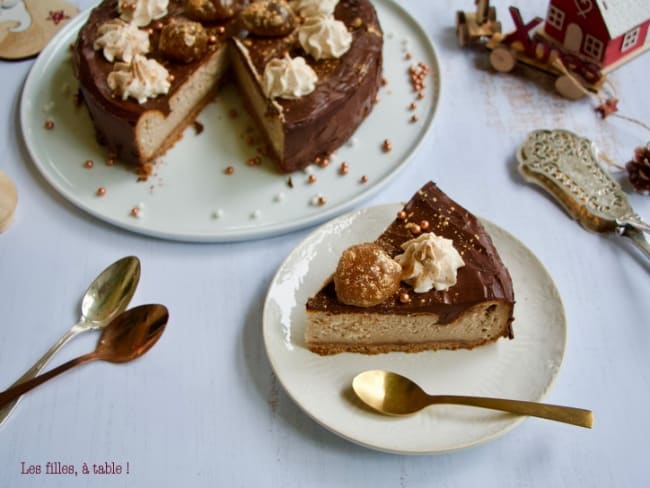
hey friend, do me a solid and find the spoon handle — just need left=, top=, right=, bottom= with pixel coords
left=427, top=395, right=594, bottom=428
left=0, top=324, right=83, bottom=427
left=0, top=352, right=97, bottom=411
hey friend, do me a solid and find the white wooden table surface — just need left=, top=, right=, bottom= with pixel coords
left=1, top=0, right=649, bottom=486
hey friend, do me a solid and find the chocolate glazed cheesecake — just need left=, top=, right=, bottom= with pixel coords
left=306, top=182, right=515, bottom=355
left=72, top=0, right=383, bottom=173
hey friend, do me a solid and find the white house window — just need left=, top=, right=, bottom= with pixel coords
left=583, top=34, right=604, bottom=60
left=622, top=27, right=641, bottom=52
left=547, top=5, right=565, bottom=30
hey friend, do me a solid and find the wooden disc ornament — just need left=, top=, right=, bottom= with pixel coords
left=0, top=0, right=78, bottom=60
left=0, top=170, right=17, bottom=232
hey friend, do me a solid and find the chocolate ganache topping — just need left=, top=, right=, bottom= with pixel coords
left=307, top=182, right=515, bottom=331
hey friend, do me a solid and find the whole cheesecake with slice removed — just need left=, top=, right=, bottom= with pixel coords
left=72, top=0, right=383, bottom=173
left=305, top=182, right=515, bottom=355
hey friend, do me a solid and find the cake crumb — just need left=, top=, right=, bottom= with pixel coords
left=84, top=160, right=94, bottom=169
left=44, top=119, right=55, bottom=130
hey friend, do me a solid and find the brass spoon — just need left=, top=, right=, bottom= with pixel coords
left=352, top=370, right=593, bottom=428
left=0, top=256, right=140, bottom=426
left=0, top=304, right=168, bottom=411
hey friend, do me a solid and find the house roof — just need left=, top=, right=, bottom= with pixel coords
left=595, top=0, right=650, bottom=38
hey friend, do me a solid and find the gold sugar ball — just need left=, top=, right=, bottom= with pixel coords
left=240, top=0, right=296, bottom=37
left=159, top=19, right=208, bottom=63
left=334, top=243, right=402, bottom=308
left=185, top=0, right=241, bottom=22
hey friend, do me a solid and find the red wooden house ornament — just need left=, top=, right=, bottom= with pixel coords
left=541, top=0, right=650, bottom=72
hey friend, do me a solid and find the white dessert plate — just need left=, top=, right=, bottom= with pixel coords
left=20, top=0, right=440, bottom=242
left=263, top=203, right=567, bottom=454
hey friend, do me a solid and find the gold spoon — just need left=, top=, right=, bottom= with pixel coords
left=0, top=304, right=168, bottom=412
left=352, top=370, right=593, bottom=428
left=0, top=256, right=140, bottom=426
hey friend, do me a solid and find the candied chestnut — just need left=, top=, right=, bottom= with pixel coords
left=159, top=19, right=208, bottom=63
left=185, top=0, right=241, bottom=22
left=333, top=243, right=402, bottom=308
left=240, top=0, right=295, bottom=37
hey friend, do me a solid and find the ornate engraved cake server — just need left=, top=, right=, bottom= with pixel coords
left=517, top=129, right=650, bottom=259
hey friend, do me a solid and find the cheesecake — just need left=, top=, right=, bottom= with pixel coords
left=305, top=182, right=515, bottom=355
left=72, top=0, right=383, bottom=173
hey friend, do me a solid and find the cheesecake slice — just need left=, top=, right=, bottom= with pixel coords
left=305, top=182, right=515, bottom=355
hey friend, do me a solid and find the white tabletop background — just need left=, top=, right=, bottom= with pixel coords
left=1, top=0, right=649, bottom=486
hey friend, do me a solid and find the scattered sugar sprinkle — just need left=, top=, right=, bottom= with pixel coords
left=317, top=157, right=330, bottom=168
left=130, top=203, right=144, bottom=218
left=43, top=101, right=55, bottom=113
left=311, top=195, right=327, bottom=206
left=274, top=192, right=285, bottom=203
left=250, top=209, right=261, bottom=219
left=211, top=209, right=224, bottom=219
left=346, top=137, right=358, bottom=148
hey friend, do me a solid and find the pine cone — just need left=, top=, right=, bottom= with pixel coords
left=626, top=143, right=650, bottom=194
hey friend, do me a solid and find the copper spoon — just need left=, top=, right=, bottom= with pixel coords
left=0, top=304, right=168, bottom=411
left=0, top=256, right=140, bottom=427
left=352, top=370, right=593, bottom=428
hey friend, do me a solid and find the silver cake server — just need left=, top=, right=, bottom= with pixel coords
left=517, top=129, right=650, bottom=259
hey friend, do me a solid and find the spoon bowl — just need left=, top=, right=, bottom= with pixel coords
left=80, top=256, right=141, bottom=328
left=0, top=256, right=140, bottom=427
left=353, top=370, right=593, bottom=428
left=0, top=304, right=169, bottom=411
left=95, top=304, right=168, bottom=363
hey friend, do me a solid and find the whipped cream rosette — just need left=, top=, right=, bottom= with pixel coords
left=395, top=232, right=465, bottom=293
